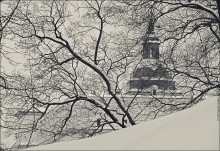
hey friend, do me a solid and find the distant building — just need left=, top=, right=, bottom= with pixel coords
left=127, top=17, right=177, bottom=96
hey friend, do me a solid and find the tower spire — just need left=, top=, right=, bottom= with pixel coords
left=147, top=10, right=155, bottom=34
left=141, top=9, right=160, bottom=60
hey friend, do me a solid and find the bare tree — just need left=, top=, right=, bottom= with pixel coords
left=1, top=1, right=137, bottom=148
left=1, top=0, right=219, bottom=149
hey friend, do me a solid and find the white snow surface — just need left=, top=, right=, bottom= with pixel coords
left=26, top=96, right=219, bottom=150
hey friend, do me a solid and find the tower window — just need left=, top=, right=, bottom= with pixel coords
left=153, top=89, right=156, bottom=95
left=149, top=49, right=153, bottom=58
left=97, top=119, right=101, bottom=127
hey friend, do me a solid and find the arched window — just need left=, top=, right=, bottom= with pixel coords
left=153, top=89, right=156, bottom=95
left=97, top=119, right=101, bottom=127
left=149, top=49, right=153, bottom=58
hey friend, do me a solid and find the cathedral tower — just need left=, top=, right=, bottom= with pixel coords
left=128, top=16, right=175, bottom=95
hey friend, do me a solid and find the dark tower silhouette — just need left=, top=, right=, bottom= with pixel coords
left=142, top=17, right=160, bottom=59
left=129, top=14, right=175, bottom=93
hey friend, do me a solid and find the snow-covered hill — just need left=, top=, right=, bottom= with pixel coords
left=26, top=96, right=219, bottom=150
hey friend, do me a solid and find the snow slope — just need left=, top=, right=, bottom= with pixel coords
left=26, top=96, right=219, bottom=150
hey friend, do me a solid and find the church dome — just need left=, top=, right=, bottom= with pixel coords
left=129, top=79, right=175, bottom=90
left=133, top=66, right=171, bottom=79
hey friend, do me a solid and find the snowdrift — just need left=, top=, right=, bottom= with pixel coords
left=26, top=96, right=219, bottom=150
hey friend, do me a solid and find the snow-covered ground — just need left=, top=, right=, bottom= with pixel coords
left=25, top=96, right=219, bottom=150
